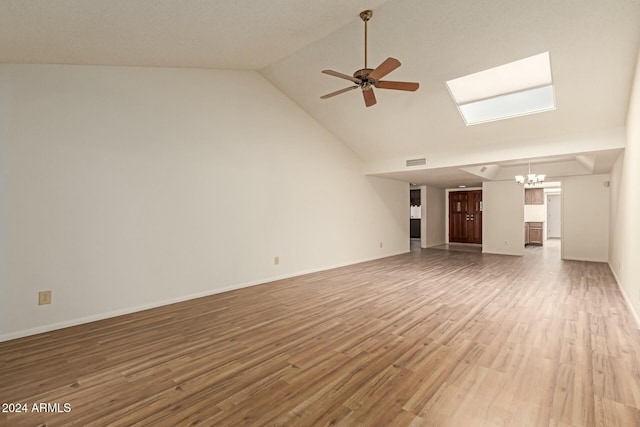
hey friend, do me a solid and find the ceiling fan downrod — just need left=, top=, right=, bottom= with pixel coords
left=360, top=10, right=372, bottom=69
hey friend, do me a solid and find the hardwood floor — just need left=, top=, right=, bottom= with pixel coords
left=2, top=244, right=640, bottom=426
left=429, top=242, right=483, bottom=253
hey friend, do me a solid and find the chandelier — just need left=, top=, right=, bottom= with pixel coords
left=515, top=162, right=545, bottom=185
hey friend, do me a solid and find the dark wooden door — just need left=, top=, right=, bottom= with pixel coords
left=468, top=190, right=483, bottom=244
left=449, top=191, right=468, bottom=243
left=449, top=190, right=482, bottom=243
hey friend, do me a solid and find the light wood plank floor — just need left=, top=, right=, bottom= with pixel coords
left=2, top=243, right=640, bottom=426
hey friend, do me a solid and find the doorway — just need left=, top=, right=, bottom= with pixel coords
left=410, top=188, right=421, bottom=251
left=448, top=190, right=482, bottom=244
left=523, top=182, right=561, bottom=259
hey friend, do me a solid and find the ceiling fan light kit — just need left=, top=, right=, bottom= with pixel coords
left=320, top=10, right=420, bottom=107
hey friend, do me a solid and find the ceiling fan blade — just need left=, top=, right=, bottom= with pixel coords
left=362, top=88, right=377, bottom=107
left=368, top=57, right=401, bottom=81
left=322, top=70, right=362, bottom=84
left=375, top=81, right=420, bottom=91
left=320, top=86, right=359, bottom=99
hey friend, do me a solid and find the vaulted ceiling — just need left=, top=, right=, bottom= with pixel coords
left=2, top=0, right=638, bottom=187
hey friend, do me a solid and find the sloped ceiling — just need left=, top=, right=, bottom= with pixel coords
left=2, top=0, right=639, bottom=186
left=0, top=0, right=393, bottom=69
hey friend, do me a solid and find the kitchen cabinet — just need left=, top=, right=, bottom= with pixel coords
left=525, top=222, right=544, bottom=246
left=525, top=188, right=544, bottom=205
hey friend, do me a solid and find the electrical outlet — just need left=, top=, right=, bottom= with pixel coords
left=38, top=290, right=52, bottom=305
left=380, top=242, right=383, bottom=248
left=274, top=256, right=279, bottom=265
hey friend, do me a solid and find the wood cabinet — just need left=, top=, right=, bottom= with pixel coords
left=525, top=222, right=543, bottom=246
left=449, top=190, right=482, bottom=244
left=525, top=188, right=544, bottom=205
left=410, top=189, right=421, bottom=206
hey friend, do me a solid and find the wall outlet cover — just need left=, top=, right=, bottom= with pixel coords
left=38, top=290, right=52, bottom=305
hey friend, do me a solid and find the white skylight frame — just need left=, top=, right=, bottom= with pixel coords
left=446, top=52, right=556, bottom=125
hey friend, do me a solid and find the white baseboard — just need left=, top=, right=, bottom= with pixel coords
left=562, top=256, right=609, bottom=263
left=481, top=250, right=523, bottom=256
left=424, top=241, right=446, bottom=248
left=0, top=250, right=408, bottom=343
left=0, top=283, right=255, bottom=343
left=608, top=262, right=640, bottom=330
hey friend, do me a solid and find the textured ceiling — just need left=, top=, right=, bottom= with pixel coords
left=0, top=0, right=392, bottom=69
left=2, top=0, right=639, bottom=185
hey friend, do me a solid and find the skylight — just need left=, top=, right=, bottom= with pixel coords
left=446, top=52, right=555, bottom=125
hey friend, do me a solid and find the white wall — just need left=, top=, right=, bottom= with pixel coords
left=524, top=204, right=546, bottom=223
left=562, top=174, right=610, bottom=262
left=609, top=153, right=625, bottom=270
left=609, top=49, right=640, bottom=324
left=425, top=186, right=446, bottom=248
left=0, top=64, right=409, bottom=340
left=0, top=72, right=7, bottom=332
left=419, top=186, right=427, bottom=248
left=482, top=181, right=524, bottom=256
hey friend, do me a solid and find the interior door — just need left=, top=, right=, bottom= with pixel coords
left=449, top=190, right=483, bottom=244
left=468, top=190, right=483, bottom=244
left=449, top=192, right=468, bottom=243
left=547, top=194, right=561, bottom=238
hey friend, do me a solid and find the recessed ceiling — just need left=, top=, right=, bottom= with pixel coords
left=2, top=0, right=638, bottom=188
left=371, top=148, right=624, bottom=189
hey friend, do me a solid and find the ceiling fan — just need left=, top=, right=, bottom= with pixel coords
left=321, top=10, right=419, bottom=108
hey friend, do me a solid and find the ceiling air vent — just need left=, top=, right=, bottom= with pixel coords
left=406, top=158, right=426, bottom=167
